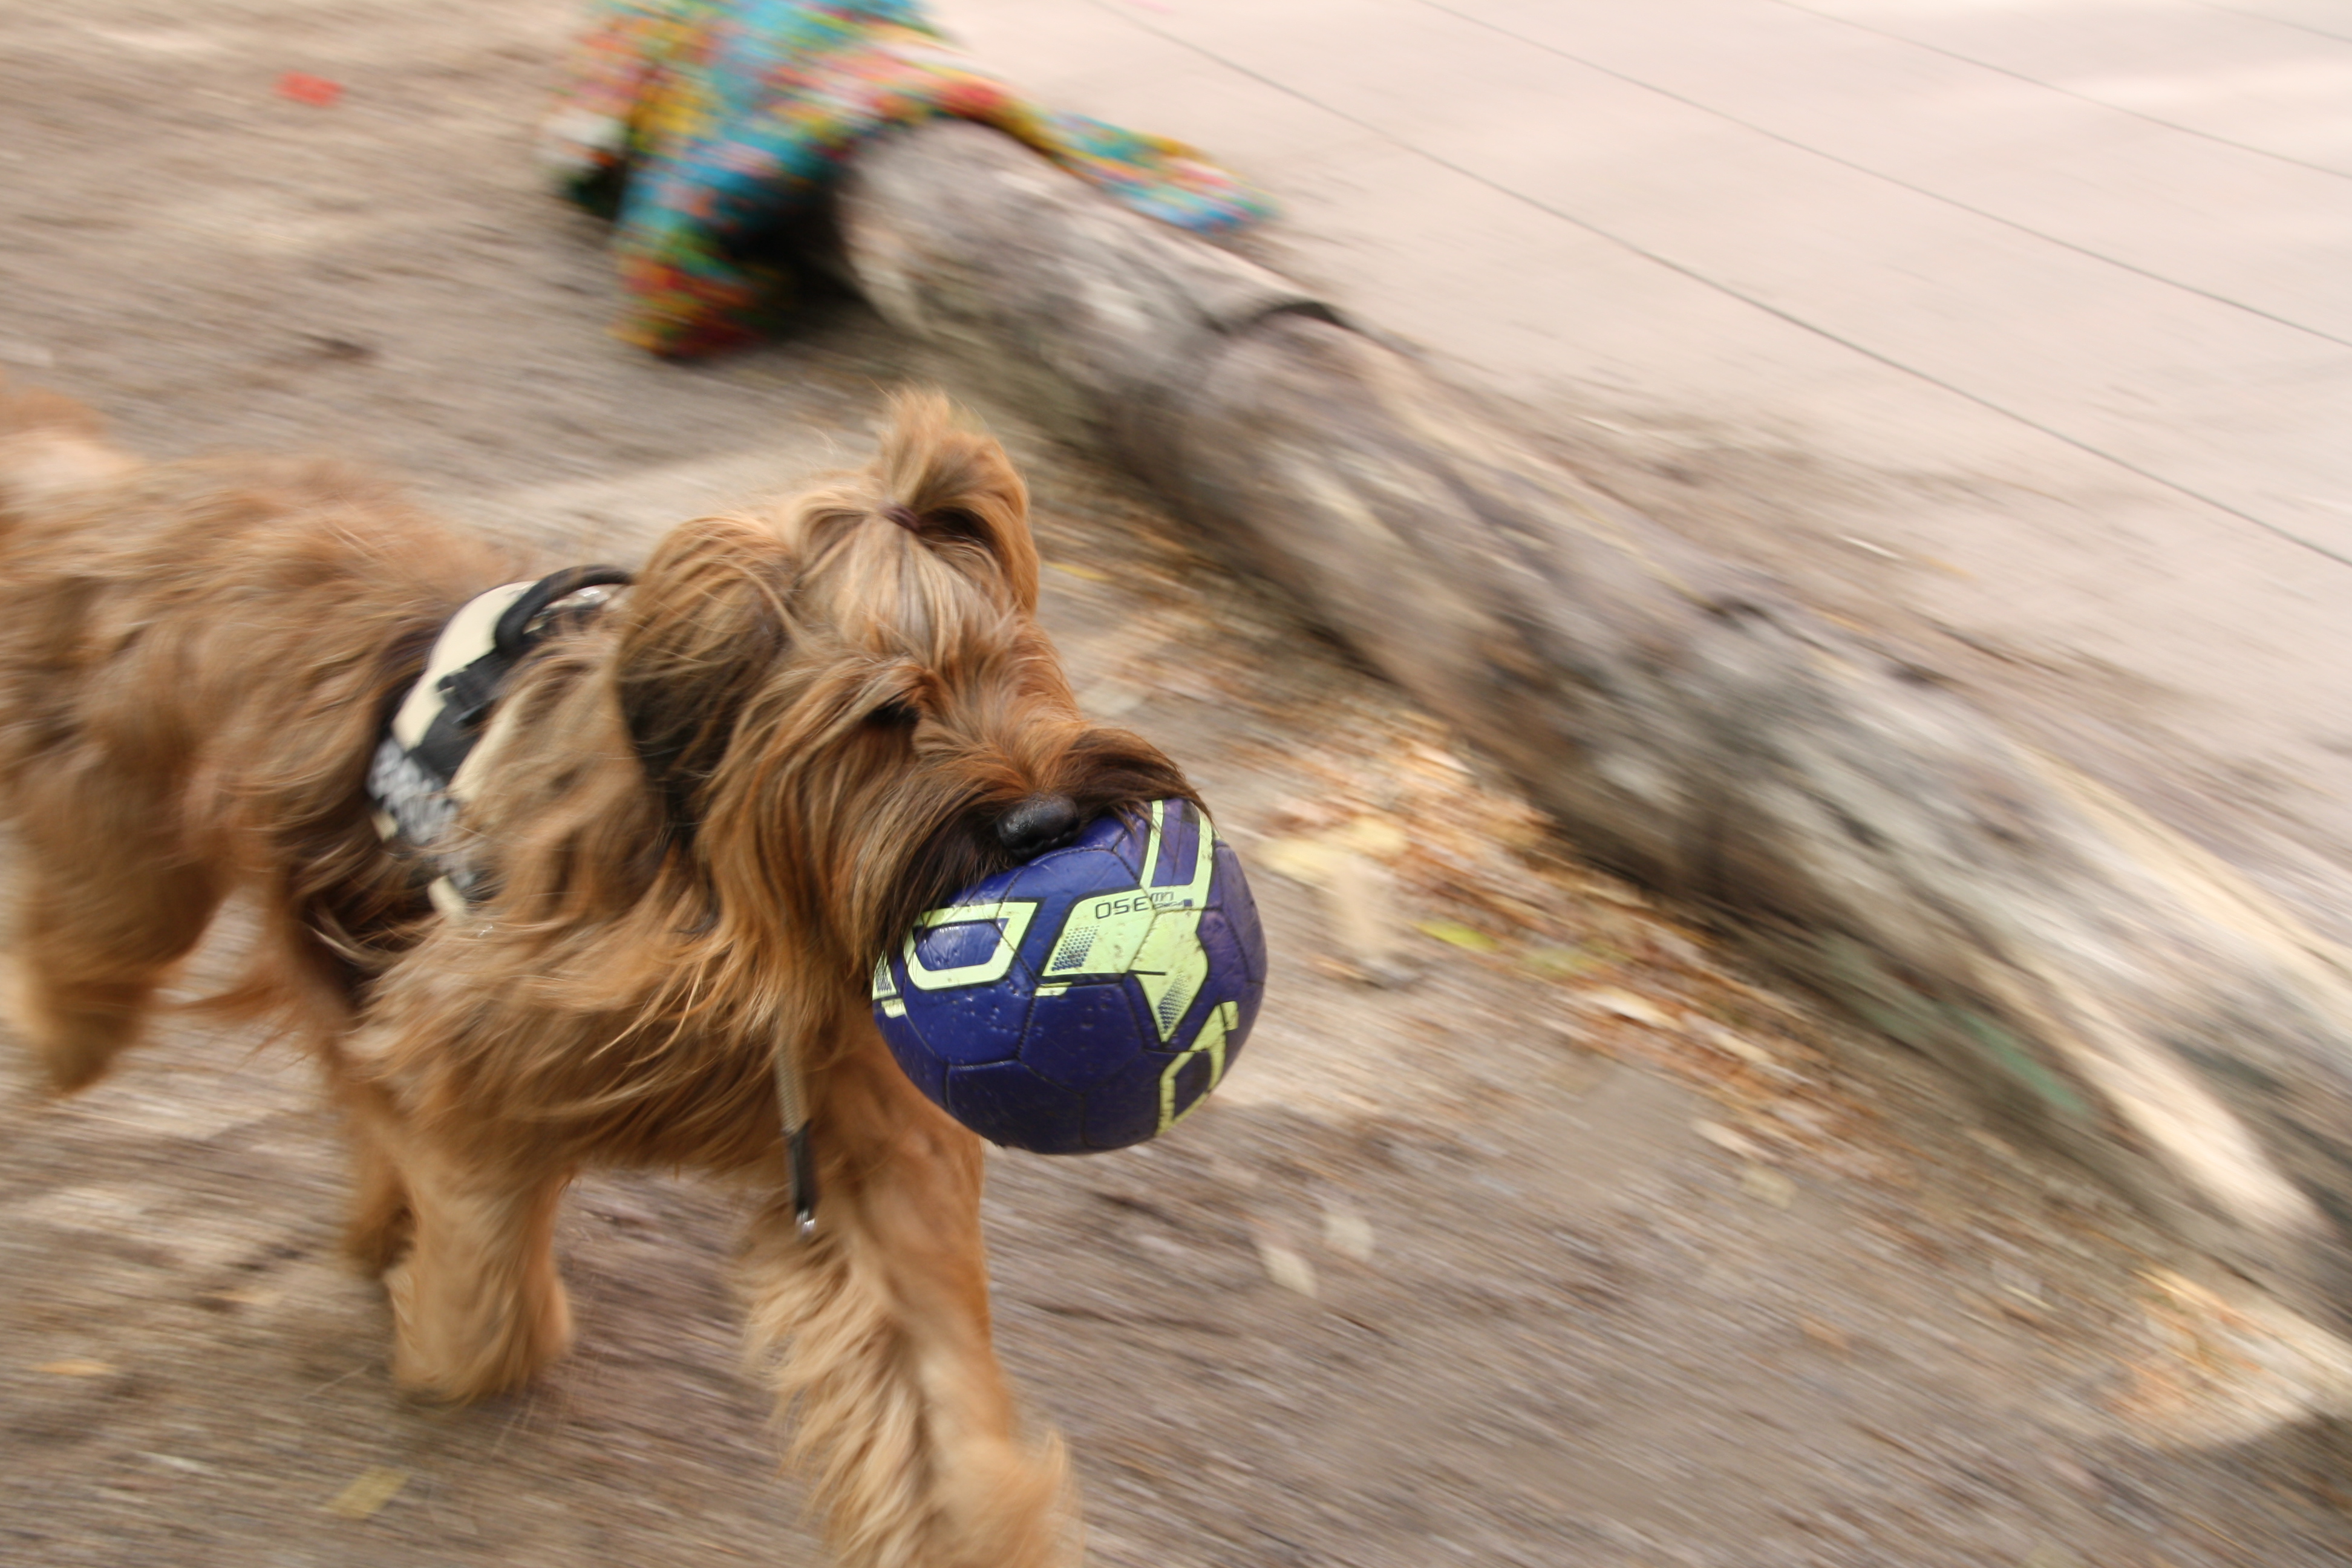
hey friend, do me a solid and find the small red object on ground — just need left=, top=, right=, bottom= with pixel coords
left=276, top=72, right=342, bottom=107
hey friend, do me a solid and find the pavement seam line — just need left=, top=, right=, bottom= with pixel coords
left=1417, top=0, right=2352, bottom=351
left=1765, top=0, right=2352, bottom=183
left=2194, top=0, right=2352, bottom=48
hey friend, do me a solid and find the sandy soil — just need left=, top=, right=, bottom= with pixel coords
left=6, top=4, right=2352, bottom=1566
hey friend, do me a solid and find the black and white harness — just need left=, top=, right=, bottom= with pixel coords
left=367, top=566, right=818, bottom=1233
left=367, top=565, right=632, bottom=913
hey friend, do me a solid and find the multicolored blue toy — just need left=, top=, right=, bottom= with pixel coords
left=543, top=0, right=1275, bottom=356
left=871, top=799, right=1266, bottom=1154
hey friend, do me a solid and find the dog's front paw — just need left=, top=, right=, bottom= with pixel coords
left=382, top=1254, right=574, bottom=1402
left=944, top=1432, right=1081, bottom=1568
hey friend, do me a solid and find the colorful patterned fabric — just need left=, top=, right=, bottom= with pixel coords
left=543, top=0, right=1274, bottom=356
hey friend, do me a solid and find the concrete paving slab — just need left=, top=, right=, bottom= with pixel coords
left=1786, top=0, right=2352, bottom=175
left=1439, top=0, right=2352, bottom=341
left=2233, top=0, right=2352, bottom=44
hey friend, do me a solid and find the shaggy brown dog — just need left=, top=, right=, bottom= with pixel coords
left=0, top=382, right=1192, bottom=1568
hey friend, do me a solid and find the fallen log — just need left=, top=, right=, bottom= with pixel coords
left=840, top=122, right=2352, bottom=1315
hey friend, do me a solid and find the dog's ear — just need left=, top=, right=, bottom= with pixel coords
left=872, top=390, right=1039, bottom=612
left=613, top=515, right=795, bottom=826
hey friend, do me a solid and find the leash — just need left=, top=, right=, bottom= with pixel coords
left=777, top=1047, right=818, bottom=1236
left=368, top=564, right=821, bottom=1234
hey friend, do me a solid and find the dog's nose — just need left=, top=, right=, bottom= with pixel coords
left=997, top=793, right=1079, bottom=858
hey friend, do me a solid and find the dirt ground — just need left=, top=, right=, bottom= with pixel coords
left=8, top=4, right=2352, bottom=1566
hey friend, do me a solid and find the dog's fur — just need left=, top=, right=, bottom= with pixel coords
left=0, top=382, right=1192, bottom=1568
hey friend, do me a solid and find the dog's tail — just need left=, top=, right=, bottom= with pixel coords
left=867, top=389, right=1039, bottom=610
left=0, top=377, right=134, bottom=524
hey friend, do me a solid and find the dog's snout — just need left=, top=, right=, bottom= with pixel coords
left=997, top=793, right=1079, bottom=858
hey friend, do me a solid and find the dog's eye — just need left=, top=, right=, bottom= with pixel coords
left=870, top=699, right=920, bottom=727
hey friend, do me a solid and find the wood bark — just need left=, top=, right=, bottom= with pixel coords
left=840, top=122, right=2352, bottom=1313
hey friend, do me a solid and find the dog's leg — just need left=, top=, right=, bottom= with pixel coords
left=339, top=1105, right=417, bottom=1274
left=742, top=1025, right=1075, bottom=1568
left=5, top=829, right=220, bottom=1093
left=372, top=1112, right=575, bottom=1400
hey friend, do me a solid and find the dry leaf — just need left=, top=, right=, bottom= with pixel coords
left=1208, top=1155, right=1262, bottom=1190
left=1256, top=1241, right=1319, bottom=1298
left=1321, top=1202, right=1376, bottom=1263
left=1582, top=987, right=1670, bottom=1028
left=1260, top=834, right=1343, bottom=887
left=1694, top=1120, right=1763, bottom=1160
left=1964, top=1126, right=2023, bottom=1162
left=1697, top=1021, right=1777, bottom=1069
left=1741, top=1165, right=1795, bottom=1209
left=1416, top=919, right=1498, bottom=953
left=1523, top=945, right=1601, bottom=980
left=2141, top=1269, right=2239, bottom=1322
left=1334, top=816, right=1408, bottom=860
left=1325, top=853, right=1412, bottom=983
left=325, top=1466, right=409, bottom=1521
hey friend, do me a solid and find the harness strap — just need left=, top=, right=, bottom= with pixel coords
left=492, top=564, right=636, bottom=660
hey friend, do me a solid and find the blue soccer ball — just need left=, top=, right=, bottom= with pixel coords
left=871, top=799, right=1267, bottom=1154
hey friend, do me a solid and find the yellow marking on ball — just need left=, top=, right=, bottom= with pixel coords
left=1040, top=802, right=1220, bottom=1042
left=901, top=899, right=1039, bottom=991
left=1158, top=1001, right=1239, bottom=1132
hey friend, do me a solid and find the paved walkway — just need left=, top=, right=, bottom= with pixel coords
left=939, top=0, right=2352, bottom=928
